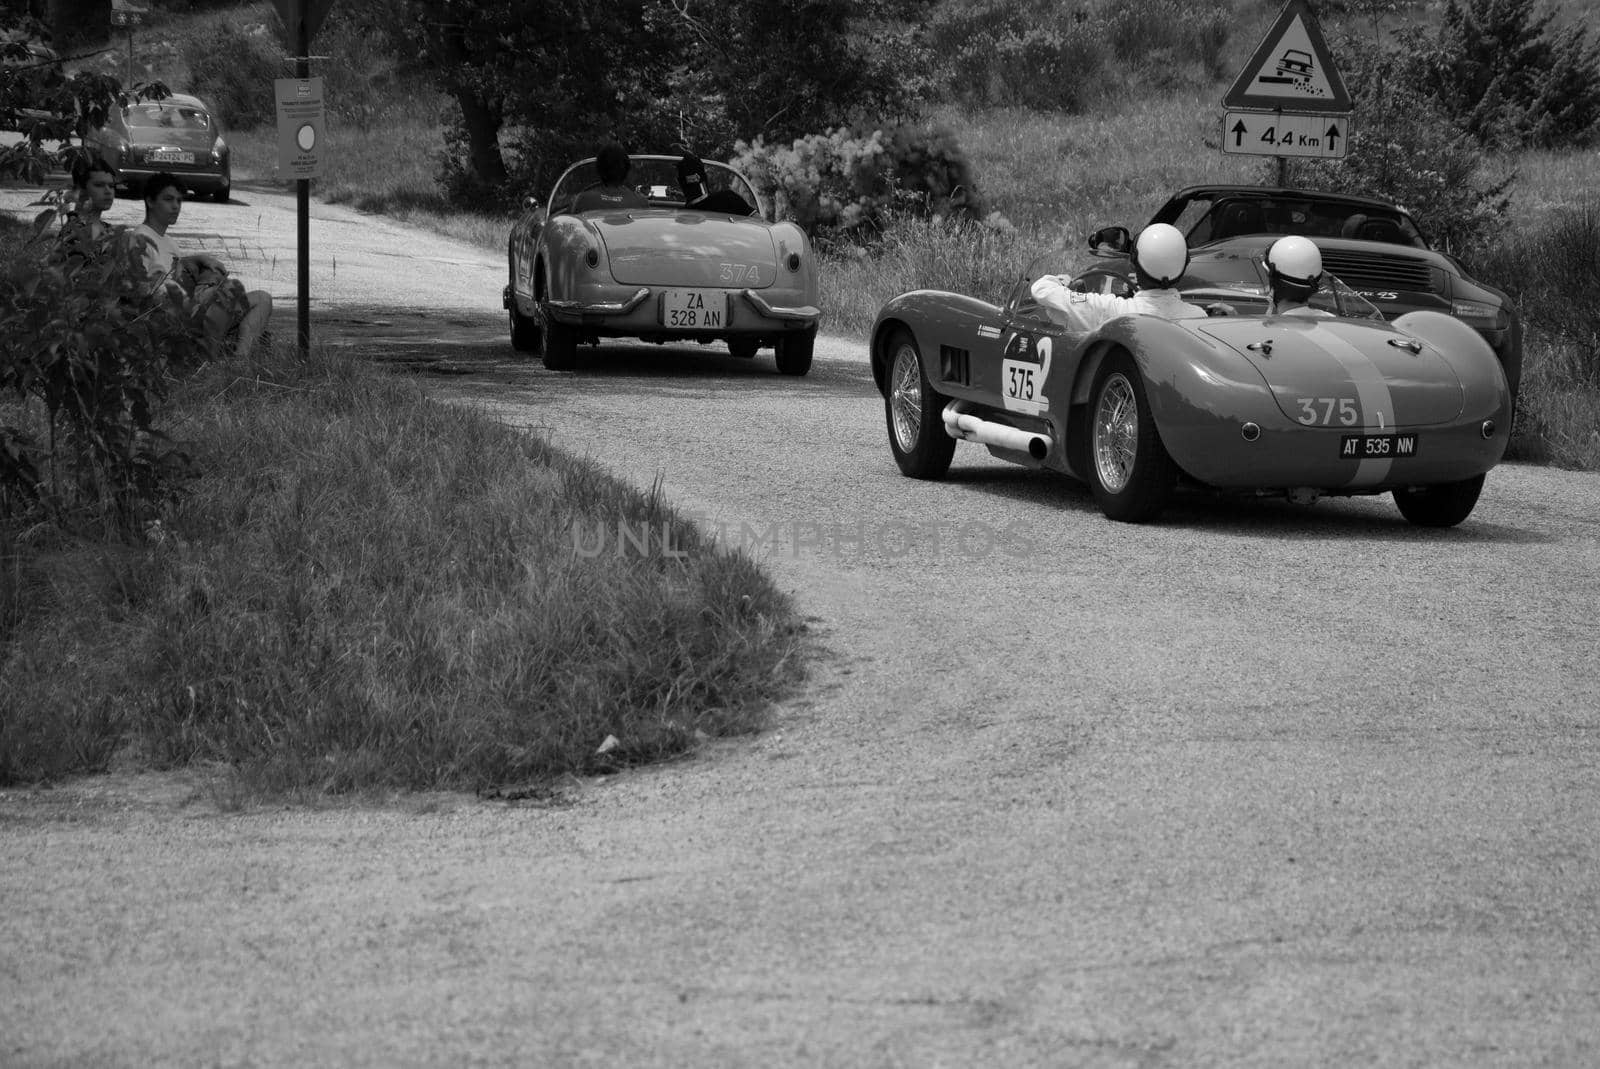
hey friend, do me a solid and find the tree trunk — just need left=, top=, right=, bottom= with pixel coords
left=48, top=0, right=109, bottom=48
left=456, top=92, right=507, bottom=189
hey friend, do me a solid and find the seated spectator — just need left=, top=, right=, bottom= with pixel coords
left=569, top=143, right=648, bottom=213
left=54, top=154, right=120, bottom=268
left=676, top=151, right=755, bottom=216
left=124, top=172, right=273, bottom=359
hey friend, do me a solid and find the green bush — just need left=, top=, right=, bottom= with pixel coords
left=1412, top=0, right=1600, bottom=150
left=924, top=0, right=1107, bottom=112
left=732, top=124, right=993, bottom=241
left=0, top=211, right=215, bottom=532
left=1103, top=0, right=1232, bottom=84
left=179, top=19, right=278, bottom=130
left=1282, top=40, right=1512, bottom=255
left=1472, top=201, right=1600, bottom=380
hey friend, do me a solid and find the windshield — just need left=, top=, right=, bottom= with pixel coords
left=547, top=155, right=763, bottom=218
left=126, top=103, right=212, bottom=131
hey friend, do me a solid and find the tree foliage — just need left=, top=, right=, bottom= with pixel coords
left=1408, top=0, right=1600, bottom=149
left=1284, top=36, right=1512, bottom=255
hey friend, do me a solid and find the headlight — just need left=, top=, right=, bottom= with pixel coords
left=1451, top=299, right=1499, bottom=322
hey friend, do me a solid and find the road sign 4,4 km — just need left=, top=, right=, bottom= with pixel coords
left=1223, top=110, right=1353, bottom=159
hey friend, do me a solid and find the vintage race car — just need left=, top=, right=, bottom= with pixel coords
left=503, top=153, right=820, bottom=374
left=1088, top=185, right=1523, bottom=400
left=870, top=248, right=1512, bottom=526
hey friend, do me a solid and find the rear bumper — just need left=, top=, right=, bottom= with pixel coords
left=116, top=164, right=230, bottom=194
left=544, top=285, right=820, bottom=340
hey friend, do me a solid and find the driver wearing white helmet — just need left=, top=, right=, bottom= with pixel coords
left=1031, top=222, right=1207, bottom=332
left=1265, top=235, right=1334, bottom=317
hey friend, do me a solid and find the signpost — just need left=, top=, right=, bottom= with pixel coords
left=269, top=0, right=337, bottom=361
left=1220, top=0, right=1352, bottom=179
left=109, top=0, right=148, bottom=86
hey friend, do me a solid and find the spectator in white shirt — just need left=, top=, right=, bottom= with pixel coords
left=126, top=172, right=273, bottom=358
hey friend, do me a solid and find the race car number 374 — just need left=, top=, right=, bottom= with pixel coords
left=663, top=289, right=727, bottom=328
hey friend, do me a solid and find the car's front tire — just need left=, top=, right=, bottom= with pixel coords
left=1088, top=351, right=1176, bottom=523
left=1393, top=474, right=1485, bottom=527
left=774, top=326, right=815, bottom=376
left=542, top=313, right=578, bottom=371
left=884, top=328, right=955, bottom=479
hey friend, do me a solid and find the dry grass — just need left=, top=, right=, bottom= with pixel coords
left=1, top=342, right=805, bottom=792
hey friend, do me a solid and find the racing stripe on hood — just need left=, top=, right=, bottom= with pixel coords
left=1313, top=330, right=1395, bottom=487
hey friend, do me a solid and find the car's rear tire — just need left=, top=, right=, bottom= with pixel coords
left=884, top=328, right=956, bottom=479
left=1088, top=351, right=1176, bottom=522
left=542, top=313, right=578, bottom=371
left=211, top=184, right=230, bottom=204
left=727, top=337, right=760, bottom=360
left=774, top=326, right=815, bottom=376
left=1393, top=474, right=1485, bottom=527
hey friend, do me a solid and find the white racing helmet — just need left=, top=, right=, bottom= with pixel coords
left=1130, top=223, right=1190, bottom=287
left=1265, top=235, right=1323, bottom=292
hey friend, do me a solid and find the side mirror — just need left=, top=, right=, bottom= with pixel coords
left=1089, top=225, right=1131, bottom=254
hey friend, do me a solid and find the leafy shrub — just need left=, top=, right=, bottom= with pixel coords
left=0, top=211, right=216, bottom=532
left=1282, top=40, right=1512, bottom=255
left=1410, top=0, right=1600, bottom=150
left=732, top=124, right=992, bottom=241
left=179, top=19, right=278, bottom=130
left=1472, top=201, right=1600, bottom=380
left=923, top=0, right=1107, bottom=112
left=1103, top=0, right=1232, bottom=84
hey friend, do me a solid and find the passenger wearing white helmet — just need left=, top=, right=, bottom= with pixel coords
left=1265, top=235, right=1333, bottom=317
left=1030, top=222, right=1207, bottom=333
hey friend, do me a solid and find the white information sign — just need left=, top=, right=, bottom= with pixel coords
left=275, top=77, right=325, bottom=179
left=1222, top=110, right=1353, bottom=160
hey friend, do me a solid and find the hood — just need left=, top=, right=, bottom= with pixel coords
left=595, top=211, right=780, bottom=288
left=1197, top=316, right=1464, bottom=428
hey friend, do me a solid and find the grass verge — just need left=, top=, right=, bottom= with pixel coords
left=1, top=342, right=807, bottom=795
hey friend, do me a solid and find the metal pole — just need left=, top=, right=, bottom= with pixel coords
left=296, top=12, right=310, bottom=361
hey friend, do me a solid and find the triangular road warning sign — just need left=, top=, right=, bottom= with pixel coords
left=1223, top=0, right=1352, bottom=113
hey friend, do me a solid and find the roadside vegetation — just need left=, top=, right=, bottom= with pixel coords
left=2, top=0, right=1596, bottom=791
left=0, top=212, right=803, bottom=793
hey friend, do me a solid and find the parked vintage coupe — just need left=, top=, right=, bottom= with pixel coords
left=504, top=154, right=820, bottom=374
left=1088, top=185, right=1523, bottom=399
left=84, top=92, right=231, bottom=202
left=871, top=248, right=1512, bottom=526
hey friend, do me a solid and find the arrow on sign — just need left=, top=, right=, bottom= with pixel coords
left=1325, top=123, right=1341, bottom=152
left=1232, top=120, right=1248, bottom=147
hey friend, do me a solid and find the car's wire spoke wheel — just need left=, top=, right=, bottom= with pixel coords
left=890, top=342, right=924, bottom=454
left=1086, top=351, right=1176, bottom=522
left=1092, top=373, right=1138, bottom=493
left=883, top=328, right=955, bottom=479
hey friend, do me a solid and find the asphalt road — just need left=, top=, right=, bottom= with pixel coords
left=4, top=182, right=1599, bottom=1068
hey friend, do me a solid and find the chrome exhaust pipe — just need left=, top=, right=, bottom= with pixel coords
left=942, top=402, right=1051, bottom=461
